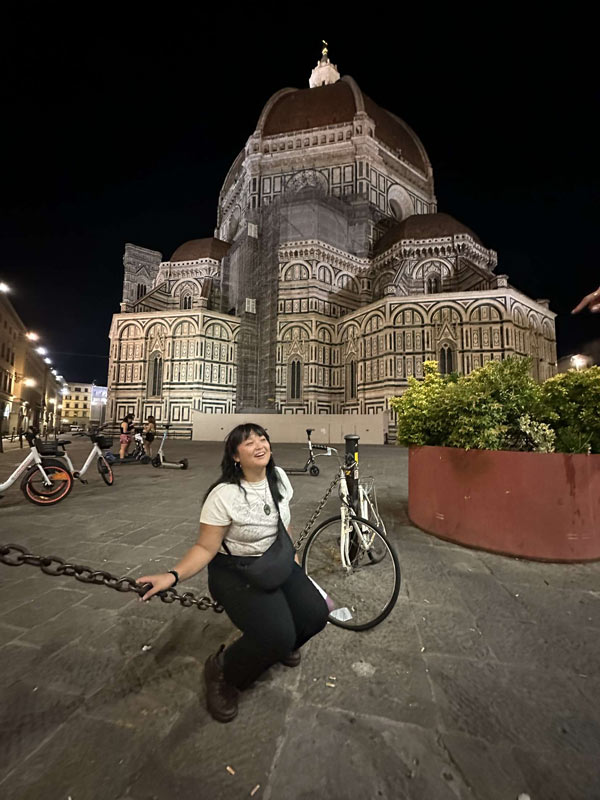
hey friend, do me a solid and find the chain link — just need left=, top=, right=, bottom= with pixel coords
left=293, top=474, right=340, bottom=551
left=2, top=477, right=342, bottom=607
left=0, top=544, right=223, bottom=613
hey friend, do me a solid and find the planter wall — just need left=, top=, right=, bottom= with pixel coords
left=408, top=446, right=600, bottom=561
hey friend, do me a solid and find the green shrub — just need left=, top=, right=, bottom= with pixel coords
left=389, top=356, right=595, bottom=453
left=539, top=367, right=600, bottom=454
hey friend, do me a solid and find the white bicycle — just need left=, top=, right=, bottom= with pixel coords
left=47, top=432, right=114, bottom=486
left=299, top=435, right=401, bottom=631
left=0, top=429, right=74, bottom=506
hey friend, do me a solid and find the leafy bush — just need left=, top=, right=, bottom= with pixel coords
left=539, top=367, right=600, bottom=454
left=390, top=357, right=599, bottom=454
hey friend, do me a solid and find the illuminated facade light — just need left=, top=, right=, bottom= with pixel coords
left=24, top=378, right=36, bottom=387
left=26, top=332, right=40, bottom=341
left=44, top=357, right=52, bottom=364
left=36, top=346, right=47, bottom=355
left=0, top=282, right=10, bottom=292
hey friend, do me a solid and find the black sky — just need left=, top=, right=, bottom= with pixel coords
left=2, top=10, right=597, bottom=382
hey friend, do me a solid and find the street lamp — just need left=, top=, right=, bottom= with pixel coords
left=24, top=378, right=36, bottom=387
left=0, top=282, right=9, bottom=293
left=570, top=354, right=589, bottom=371
left=36, top=346, right=47, bottom=355
left=26, top=332, right=40, bottom=341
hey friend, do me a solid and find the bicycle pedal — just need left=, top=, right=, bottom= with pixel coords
left=79, top=478, right=88, bottom=485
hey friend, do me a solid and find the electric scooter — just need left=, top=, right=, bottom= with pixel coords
left=151, top=424, right=188, bottom=470
left=111, top=427, right=151, bottom=465
left=282, top=428, right=333, bottom=476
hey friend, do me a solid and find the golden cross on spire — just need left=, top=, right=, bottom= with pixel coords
left=322, top=40, right=329, bottom=59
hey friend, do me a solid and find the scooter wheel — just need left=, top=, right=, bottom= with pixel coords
left=179, top=459, right=189, bottom=470
left=309, top=464, right=320, bottom=476
left=140, top=455, right=151, bottom=465
left=151, top=456, right=161, bottom=468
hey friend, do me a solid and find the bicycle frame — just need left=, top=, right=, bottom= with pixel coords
left=0, top=446, right=55, bottom=493
left=56, top=441, right=103, bottom=479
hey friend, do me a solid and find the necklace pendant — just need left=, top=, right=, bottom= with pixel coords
left=264, top=503, right=271, bottom=516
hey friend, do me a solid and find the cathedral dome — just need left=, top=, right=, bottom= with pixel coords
left=170, top=238, right=230, bottom=262
left=375, top=213, right=482, bottom=253
left=256, top=76, right=429, bottom=175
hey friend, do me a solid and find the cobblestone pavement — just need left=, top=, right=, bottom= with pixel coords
left=1, top=439, right=599, bottom=800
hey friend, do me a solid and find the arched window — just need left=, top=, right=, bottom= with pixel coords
left=136, top=283, right=146, bottom=300
left=346, top=360, right=357, bottom=400
left=148, top=354, right=163, bottom=397
left=427, top=276, right=440, bottom=294
left=439, top=345, right=454, bottom=375
left=289, top=360, right=302, bottom=400
left=181, top=294, right=192, bottom=310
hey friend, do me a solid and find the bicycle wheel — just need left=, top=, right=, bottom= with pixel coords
left=97, top=455, right=114, bottom=486
left=24, top=458, right=71, bottom=497
left=302, top=515, right=400, bottom=631
left=22, top=462, right=73, bottom=506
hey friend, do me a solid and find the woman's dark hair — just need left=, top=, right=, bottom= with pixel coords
left=122, top=413, right=134, bottom=422
left=147, top=415, right=155, bottom=424
left=203, top=423, right=282, bottom=503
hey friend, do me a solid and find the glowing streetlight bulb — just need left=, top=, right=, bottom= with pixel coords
left=24, top=378, right=36, bottom=387
left=36, top=346, right=47, bottom=355
left=0, top=282, right=9, bottom=292
left=26, top=332, right=40, bottom=341
left=571, top=354, right=588, bottom=371
left=44, top=358, right=52, bottom=365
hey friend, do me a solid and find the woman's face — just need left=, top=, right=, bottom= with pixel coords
left=234, top=431, right=271, bottom=474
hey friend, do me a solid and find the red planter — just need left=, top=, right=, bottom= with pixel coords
left=408, top=445, right=600, bottom=562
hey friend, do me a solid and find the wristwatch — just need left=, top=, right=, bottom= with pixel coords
left=167, top=569, right=179, bottom=587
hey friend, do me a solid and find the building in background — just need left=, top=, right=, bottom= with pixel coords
left=107, top=48, right=557, bottom=437
left=91, top=384, right=108, bottom=427
left=1, top=286, right=65, bottom=445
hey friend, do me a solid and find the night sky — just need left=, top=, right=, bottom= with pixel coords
left=2, top=11, right=597, bottom=383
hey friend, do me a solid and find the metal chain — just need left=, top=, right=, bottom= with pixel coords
left=0, top=544, right=224, bottom=613
left=293, top=474, right=340, bottom=551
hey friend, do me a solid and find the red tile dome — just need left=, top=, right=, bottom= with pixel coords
left=170, top=238, right=230, bottom=262
left=376, top=213, right=483, bottom=253
left=257, top=76, right=429, bottom=175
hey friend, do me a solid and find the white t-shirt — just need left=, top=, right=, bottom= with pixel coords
left=200, top=466, right=293, bottom=557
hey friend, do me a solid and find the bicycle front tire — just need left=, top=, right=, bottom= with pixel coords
left=97, top=455, right=114, bottom=486
left=301, top=515, right=401, bottom=631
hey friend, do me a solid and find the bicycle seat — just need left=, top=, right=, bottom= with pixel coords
left=57, top=439, right=71, bottom=446
left=306, top=428, right=314, bottom=435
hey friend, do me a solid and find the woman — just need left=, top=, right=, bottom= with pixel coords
left=119, top=413, right=134, bottom=462
left=144, top=415, right=156, bottom=458
left=137, top=423, right=329, bottom=723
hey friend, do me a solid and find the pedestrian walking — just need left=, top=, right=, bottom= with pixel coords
left=137, top=423, right=329, bottom=723
left=143, top=415, right=156, bottom=458
left=119, top=413, right=134, bottom=462
left=18, top=427, right=23, bottom=448
left=10, top=427, right=16, bottom=442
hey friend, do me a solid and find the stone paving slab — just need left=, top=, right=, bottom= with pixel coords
left=1, top=438, right=600, bottom=799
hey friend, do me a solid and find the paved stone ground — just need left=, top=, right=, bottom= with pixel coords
left=1, top=438, right=599, bottom=800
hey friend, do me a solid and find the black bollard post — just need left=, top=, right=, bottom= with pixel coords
left=344, top=434, right=360, bottom=515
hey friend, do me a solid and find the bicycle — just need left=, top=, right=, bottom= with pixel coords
left=45, top=432, right=114, bottom=486
left=281, top=428, right=332, bottom=477
left=0, top=429, right=73, bottom=506
left=298, top=434, right=400, bottom=631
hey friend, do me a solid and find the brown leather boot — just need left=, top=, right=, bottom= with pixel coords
left=280, top=649, right=301, bottom=668
left=204, top=647, right=239, bottom=723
